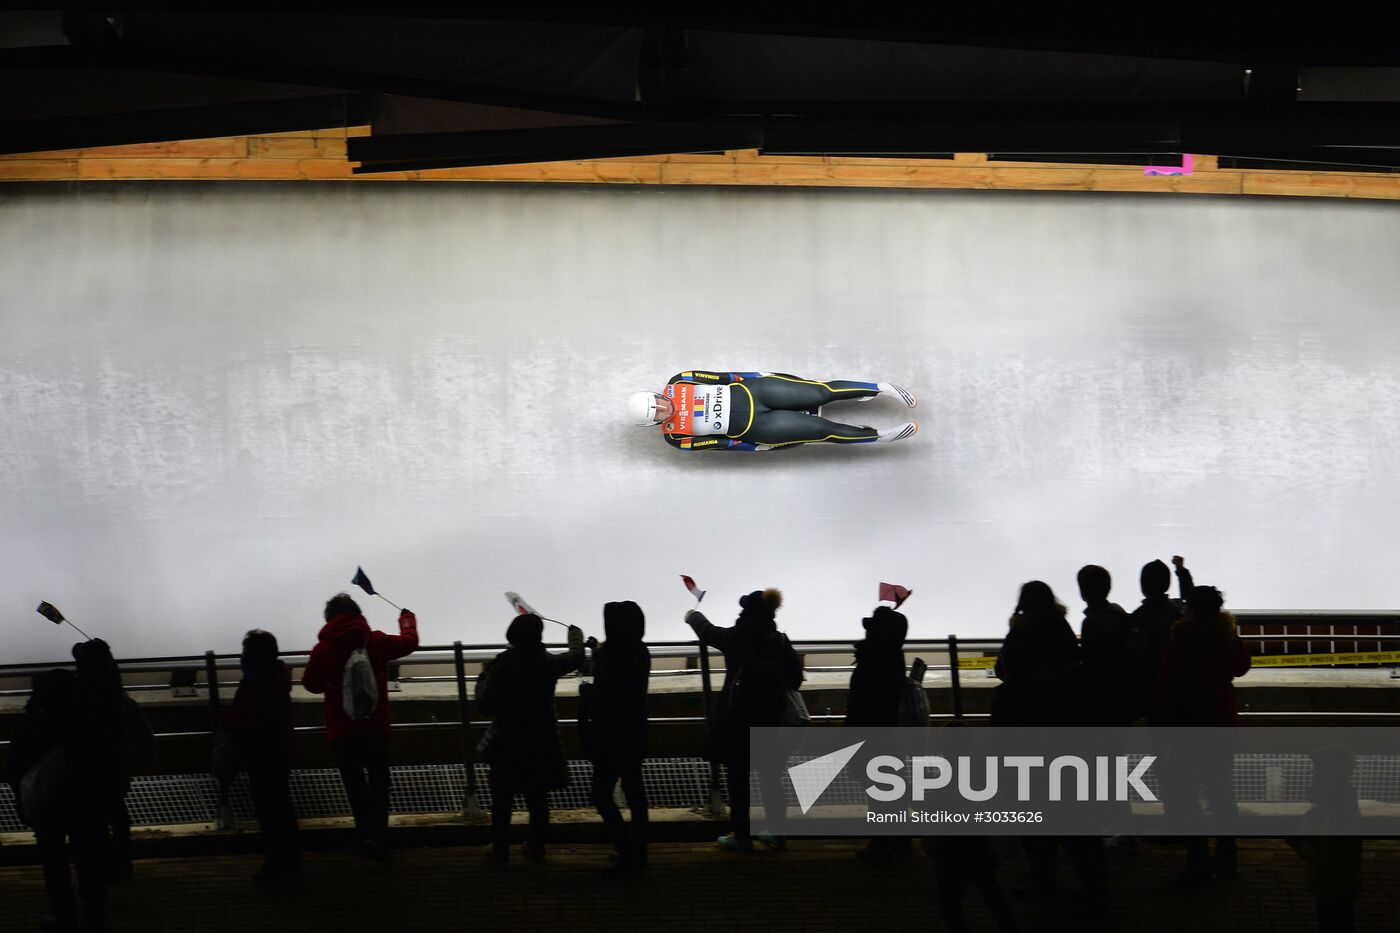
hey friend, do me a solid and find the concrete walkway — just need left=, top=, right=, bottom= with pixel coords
left=2, top=832, right=1396, bottom=932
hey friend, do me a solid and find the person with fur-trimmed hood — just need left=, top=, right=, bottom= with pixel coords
left=475, top=613, right=585, bottom=866
left=584, top=600, right=651, bottom=874
left=685, top=588, right=802, bottom=852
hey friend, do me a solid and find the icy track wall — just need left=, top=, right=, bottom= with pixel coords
left=2, top=183, right=1398, bottom=663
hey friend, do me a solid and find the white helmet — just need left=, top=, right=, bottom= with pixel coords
left=627, top=391, right=674, bottom=426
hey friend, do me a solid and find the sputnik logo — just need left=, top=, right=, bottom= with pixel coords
left=788, top=741, right=865, bottom=814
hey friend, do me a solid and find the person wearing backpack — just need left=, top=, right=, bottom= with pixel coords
left=8, top=668, right=114, bottom=933
left=846, top=605, right=913, bottom=864
left=685, top=588, right=803, bottom=853
left=302, top=592, right=419, bottom=860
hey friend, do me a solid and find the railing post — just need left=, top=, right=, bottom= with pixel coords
left=205, top=650, right=233, bottom=830
left=698, top=641, right=724, bottom=816
left=947, top=635, right=964, bottom=721
left=204, top=650, right=221, bottom=727
left=454, top=641, right=482, bottom=817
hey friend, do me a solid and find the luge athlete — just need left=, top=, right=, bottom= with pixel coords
left=627, top=371, right=918, bottom=451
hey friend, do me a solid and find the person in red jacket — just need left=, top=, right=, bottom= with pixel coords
left=301, top=593, right=419, bottom=860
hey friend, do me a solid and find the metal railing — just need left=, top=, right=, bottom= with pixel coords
left=2, top=614, right=1398, bottom=823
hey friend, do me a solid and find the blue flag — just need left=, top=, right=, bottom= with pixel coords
left=36, top=601, right=65, bottom=624
left=351, top=567, right=377, bottom=596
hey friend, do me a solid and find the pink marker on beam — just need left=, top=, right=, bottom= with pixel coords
left=1144, top=153, right=1194, bottom=176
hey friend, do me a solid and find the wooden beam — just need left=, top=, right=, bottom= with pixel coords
left=2, top=131, right=1398, bottom=201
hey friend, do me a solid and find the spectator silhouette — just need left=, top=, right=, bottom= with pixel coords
left=1077, top=565, right=1134, bottom=727
left=991, top=582, right=1103, bottom=903
left=223, top=629, right=300, bottom=884
left=846, top=605, right=910, bottom=864
left=72, top=639, right=152, bottom=885
left=1157, top=582, right=1251, bottom=890
left=8, top=669, right=113, bottom=932
left=583, top=601, right=651, bottom=875
left=1130, top=556, right=1195, bottom=724
left=992, top=582, right=1080, bottom=728
left=475, top=613, right=585, bottom=866
left=685, top=588, right=802, bottom=853
left=301, top=593, right=418, bottom=861
left=1077, top=565, right=1138, bottom=851
left=924, top=722, right=1020, bottom=933
left=1288, top=745, right=1363, bottom=933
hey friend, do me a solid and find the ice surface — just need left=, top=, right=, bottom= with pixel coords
left=1, top=183, right=1397, bottom=662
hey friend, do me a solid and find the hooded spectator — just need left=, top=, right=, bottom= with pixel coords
left=846, top=606, right=908, bottom=728
left=301, top=593, right=418, bottom=860
left=476, top=613, right=585, bottom=866
left=847, top=605, right=911, bottom=865
left=685, top=588, right=802, bottom=852
left=223, top=629, right=300, bottom=884
left=585, top=600, right=651, bottom=874
left=8, top=669, right=113, bottom=932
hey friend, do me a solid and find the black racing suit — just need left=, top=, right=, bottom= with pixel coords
left=661, top=371, right=883, bottom=451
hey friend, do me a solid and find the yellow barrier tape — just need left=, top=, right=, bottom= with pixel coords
left=955, top=656, right=998, bottom=670
left=1250, top=650, right=1400, bottom=667
left=954, top=650, right=1399, bottom=671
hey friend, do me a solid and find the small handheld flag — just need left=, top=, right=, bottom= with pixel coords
left=878, top=582, right=912, bottom=610
left=36, top=601, right=92, bottom=640
left=680, top=575, right=706, bottom=605
left=503, top=591, right=568, bottom=628
left=351, top=567, right=402, bottom=611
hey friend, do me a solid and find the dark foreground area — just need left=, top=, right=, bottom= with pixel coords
left=2, top=834, right=1396, bottom=933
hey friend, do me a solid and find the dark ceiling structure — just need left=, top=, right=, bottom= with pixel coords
left=4, top=9, right=1400, bottom=173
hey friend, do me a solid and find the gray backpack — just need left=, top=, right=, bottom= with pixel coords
left=342, top=640, right=378, bottom=721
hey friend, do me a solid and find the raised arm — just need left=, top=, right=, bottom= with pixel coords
left=549, top=624, right=587, bottom=678
left=375, top=609, right=420, bottom=661
left=1171, top=556, right=1195, bottom=598
left=685, top=609, right=740, bottom=654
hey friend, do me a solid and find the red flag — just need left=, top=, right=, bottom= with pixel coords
left=879, top=582, right=912, bottom=609
left=680, top=575, right=706, bottom=602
